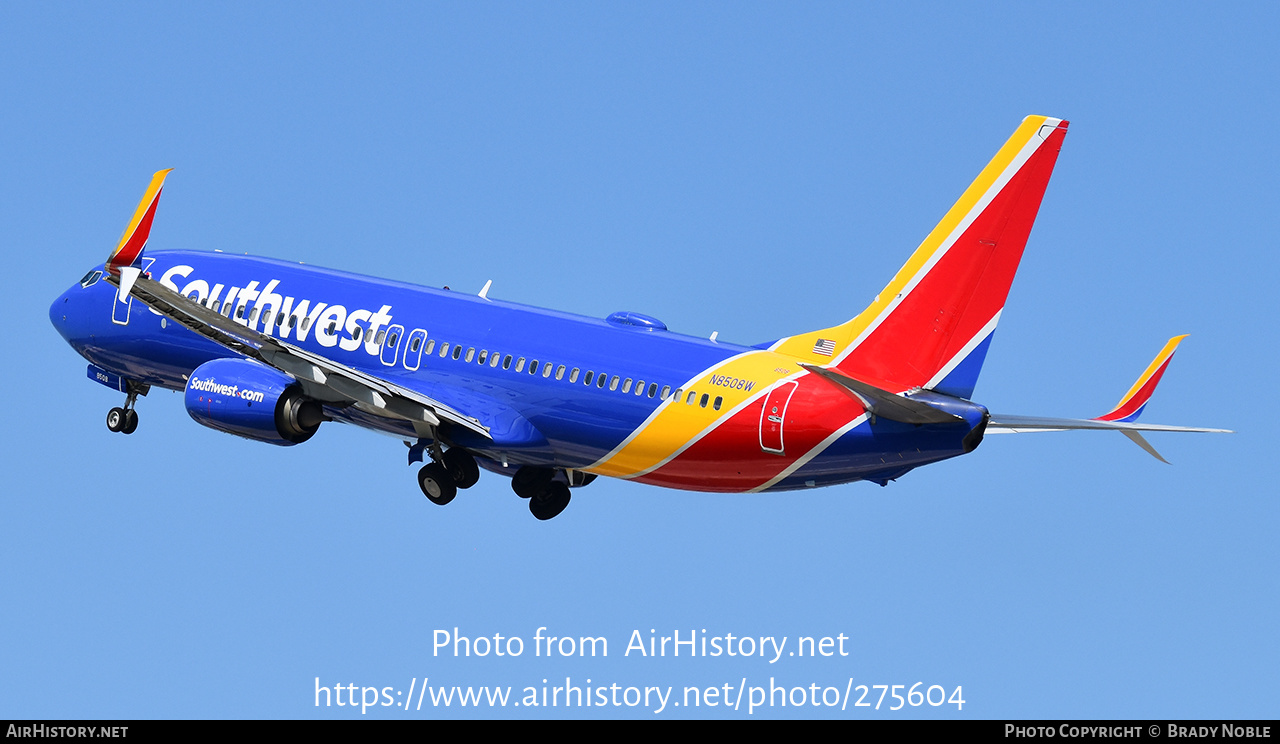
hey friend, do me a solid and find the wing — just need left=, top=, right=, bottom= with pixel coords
left=109, top=270, right=490, bottom=442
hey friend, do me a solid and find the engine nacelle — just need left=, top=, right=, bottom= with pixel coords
left=184, top=358, right=324, bottom=446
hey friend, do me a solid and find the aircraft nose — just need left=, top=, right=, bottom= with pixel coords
left=49, top=289, right=73, bottom=341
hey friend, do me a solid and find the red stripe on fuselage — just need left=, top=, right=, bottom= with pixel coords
left=634, top=375, right=865, bottom=492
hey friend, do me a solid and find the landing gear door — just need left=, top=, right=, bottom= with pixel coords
left=759, top=380, right=798, bottom=455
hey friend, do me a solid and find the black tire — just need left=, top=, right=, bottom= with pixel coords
left=418, top=463, right=457, bottom=506
left=511, top=466, right=554, bottom=499
left=121, top=409, right=139, bottom=435
left=529, top=482, right=571, bottom=521
left=442, top=447, right=480, bottom=489
left=106, top=407, right=125, bottom=433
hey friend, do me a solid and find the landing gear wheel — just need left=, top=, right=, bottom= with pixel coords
left=512, top=467, right=554, bottom=499
left=121, top=409, right=139, bottom=435
left=529, top=482, right=571, bottom=521
left=418, top=463, right=458, bottom=506
left=106, top=407, right=126, bottom=433
left=442, top=447, right=480, bottom=489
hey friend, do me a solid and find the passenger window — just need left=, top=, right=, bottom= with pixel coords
left=262, top=311, right=274, bottom=327
left=465, top=347, right=475, bottom=363
left=301, top=317, right=311, bottom=330
left=211, top=301, right=222, bottom=313
left=250, top=308, right=260, bottom=323
left=555, top=365, right=566, bottom=380
left=376, top=329, right=387, bottom=345
left=327, top=321, right=337, bottom=334
left=648, top=383, right=657, bottom=398
left=635, top=380, right=645, bottom=396
left=516, top=357, right=526, bottom=372
left=661, top=385, right=670, bottom=399
left=387, top=331, right=397, bottom=346
left=713, top=396, right=723, bottom=411
left=529, top=360, right=539, bottom=375
left=288, top=315, right=297, bottom=329
left=478, top=350, right=487, bottom=365
left=543, top=363, right=553, bottom=378
left=597, top=374, right=607, bottom=389
left=687, top=391, right=697, bottom=405
left=569, top=367, right=580, bottom=383
left=410, top=337, right=420, bottom=352
left=424, top=339, right=436, bottom=355
left=351, top=325, right=362, bottom=341
left=609, top=375, right=619, bottom=391
left=621, top=378, right=632, bottom=393
left=452, top=345, right=463, bottom=360
left=584, top=371, right=594, bottom=385
left=236, top=305, right=245, bottom=319
left=438, top=342, right=449, bottom=358
left=700, top=393, right=709, bottom=408
left=503, top=355, right=512, bottom=370
left=490, top=353, right=501, bottom=368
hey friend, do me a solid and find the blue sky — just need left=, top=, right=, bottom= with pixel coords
left=2, top=3, right=1275, bottom=719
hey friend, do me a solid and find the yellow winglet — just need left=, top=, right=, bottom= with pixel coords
left=107, top=169, right=173, bottom=273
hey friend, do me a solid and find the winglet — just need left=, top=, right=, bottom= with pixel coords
left=107, top=169, right=173, bottom=274
left=1095, top=335, right=1189, bottom=423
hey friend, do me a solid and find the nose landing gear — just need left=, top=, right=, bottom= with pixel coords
left=105, top=381, right=148, bottom=435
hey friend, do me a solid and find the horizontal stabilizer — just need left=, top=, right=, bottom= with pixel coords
left=801, top=363, right=963, bottom=424
left=986, top=414, right=1231, bottom=462
left=987, top=415, right=1229, bottom=434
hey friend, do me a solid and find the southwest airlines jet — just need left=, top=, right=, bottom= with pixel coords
left=50, top=116, right=1227, bottom=520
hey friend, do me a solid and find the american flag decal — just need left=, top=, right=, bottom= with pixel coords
left=812, top=338, right=836, bottom=356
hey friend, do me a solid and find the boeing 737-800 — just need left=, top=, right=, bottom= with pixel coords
left=49, top=116, right=1227, bottom=520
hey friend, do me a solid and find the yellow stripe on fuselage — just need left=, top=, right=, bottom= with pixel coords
left=586, top=350, right=798, bottom=478
left=769, top=116, right=1052, bottom=368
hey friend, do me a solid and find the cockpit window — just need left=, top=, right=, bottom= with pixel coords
left=79, top=270, right=102, bottom=288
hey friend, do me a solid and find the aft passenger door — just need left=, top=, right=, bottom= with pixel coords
left=759, top=380, right=798, bottom=455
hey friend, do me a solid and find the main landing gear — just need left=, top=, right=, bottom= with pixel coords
left=511, top=466, right=584, bottom=521
left=411, top=443, right=593, bottom=521
left=105, top=381, right=148, bottom=435
left=417, top=446, right=480, bottom=506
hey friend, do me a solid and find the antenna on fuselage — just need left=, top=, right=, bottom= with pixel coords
left=478, top=280, right=492, bottom=300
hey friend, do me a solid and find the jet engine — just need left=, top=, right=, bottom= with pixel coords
left=184, top=358, right=324, bottom=445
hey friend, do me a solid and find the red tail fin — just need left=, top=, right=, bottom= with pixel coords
left=773, top=117, right=1068, bottom=398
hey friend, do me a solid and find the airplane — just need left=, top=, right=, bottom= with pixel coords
left=49, top=115, right=1229, bottom=520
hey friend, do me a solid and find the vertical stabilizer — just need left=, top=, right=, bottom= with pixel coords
left=772, top=117, right=1068, bottom=398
